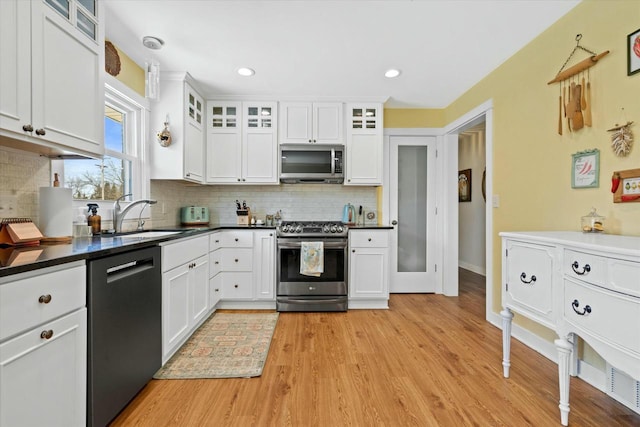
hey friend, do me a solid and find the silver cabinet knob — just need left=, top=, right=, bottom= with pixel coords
left=35, top=128, right=46, bottom=136
left=40, top=330, right=54, bottom=340
left=22, top=124, right=33, bottom=132
left=391, top=220, right=398, bottom=225
left=38, top=294, right=52, bottom=304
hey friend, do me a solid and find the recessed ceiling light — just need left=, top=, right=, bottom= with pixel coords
left=142, top=36, right=164, bottom=50
left=237, top=67, right=255, bottom=77
left=384, top=69, right=401, bottom=78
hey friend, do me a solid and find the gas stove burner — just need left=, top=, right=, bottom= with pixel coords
left=277, top=221, right=347, bottom=237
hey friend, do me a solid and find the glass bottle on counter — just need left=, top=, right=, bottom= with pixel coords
left=87, top=204, right=101, bottom=235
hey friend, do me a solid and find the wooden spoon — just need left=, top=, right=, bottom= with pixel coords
left=572, top=84, right=584, bottom=130
left=581, top=76, right=586, bottom=110
left=584, top=81, right=592, bottom=127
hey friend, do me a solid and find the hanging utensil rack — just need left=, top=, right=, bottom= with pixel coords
left=547, top=34, right=609, bottom=84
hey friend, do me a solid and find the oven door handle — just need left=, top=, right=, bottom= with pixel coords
left=277, top=240, right=347, bottom=249
left=278, top=298, right=346, bottom=305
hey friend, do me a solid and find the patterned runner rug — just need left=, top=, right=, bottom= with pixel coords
left=154, top=312, right=279, bottom=379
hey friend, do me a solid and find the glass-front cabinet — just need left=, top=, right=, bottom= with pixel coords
left=345, top=103, right=383, bottom=185
left=206, top=101, right=278, bottom=184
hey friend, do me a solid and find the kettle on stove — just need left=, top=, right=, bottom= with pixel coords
left=342, top=203, right=356, bottom=224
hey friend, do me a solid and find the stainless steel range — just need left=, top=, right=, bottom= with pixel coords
left=276, top=221, right=348, bottom=312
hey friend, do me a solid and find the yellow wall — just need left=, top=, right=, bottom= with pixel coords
left=384, top=108, right=445, bottom=128
left=108, top=41, right=145, bottom=97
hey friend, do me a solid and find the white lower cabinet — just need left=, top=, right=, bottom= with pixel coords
left=209, top=230, right=275, bottom=308
left=0, top=261, right=87, bottom=427
left=348, top=229, right=390, bottom=309
left=161, top=235, right=211, bottom=363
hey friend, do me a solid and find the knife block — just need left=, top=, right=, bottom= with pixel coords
left=236, top=208, right=250, bottom=225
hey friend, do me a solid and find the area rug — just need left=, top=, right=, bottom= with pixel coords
left=153, top=312, right=279, bottom=379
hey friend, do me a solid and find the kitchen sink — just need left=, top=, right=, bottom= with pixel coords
left=101, top=230, right=185, bottom=239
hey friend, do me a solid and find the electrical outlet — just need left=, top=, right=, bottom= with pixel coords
left=0, top=195, right=18, bottom=217
left=492, top=194, right=500, bottom=208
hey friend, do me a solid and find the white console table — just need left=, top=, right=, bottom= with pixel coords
left=500, top=231, right=640, bottom=426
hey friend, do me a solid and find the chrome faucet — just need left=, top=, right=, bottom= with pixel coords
left=112, top=194, right=157, bottom=233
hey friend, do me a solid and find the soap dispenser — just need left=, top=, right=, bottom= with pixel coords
left=87, top=203, right=101, bottom=235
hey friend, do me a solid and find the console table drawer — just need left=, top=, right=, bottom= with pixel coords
left=564, top=278, right=640, bottom=354
left=564, top=249, right=606, bottom=286
left=609, top=258, right=640, bottom=298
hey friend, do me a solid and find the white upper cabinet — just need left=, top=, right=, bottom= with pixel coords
left=345, top=103, right=383, bottom=185
left=206, top=101, right=278, bottom=184
left=279, top=102, right=343, bottom=145
left=150, top=73, right=205, bottom=183
left=0, top=0, right=104, bottom=157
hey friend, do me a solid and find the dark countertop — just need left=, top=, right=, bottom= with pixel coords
left=0, top=224, right=276, bottom=278
left=0, top=223, right=392, bottom=278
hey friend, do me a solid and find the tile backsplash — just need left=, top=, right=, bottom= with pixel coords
left=150, top=180, right=378, bottom=227
left=0, top=147, right=51, bottom=222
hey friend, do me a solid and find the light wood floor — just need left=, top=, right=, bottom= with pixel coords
left=112, top=269, right=640, bottom=426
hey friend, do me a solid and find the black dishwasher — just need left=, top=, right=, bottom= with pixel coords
left=87, top=246, right=162, bottom=427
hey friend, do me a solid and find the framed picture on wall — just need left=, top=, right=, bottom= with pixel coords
left=628, top=27, right=640, bottom=76
left=571, top=149, right=600, bottom=189
left=458, top=169, right=472, bottom=202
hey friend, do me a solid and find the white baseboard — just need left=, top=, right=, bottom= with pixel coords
left=458, top=261, right=486, bottom=276
left=579, top=360, right=607, bottom=393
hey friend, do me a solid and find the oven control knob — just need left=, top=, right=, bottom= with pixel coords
left=295, top=225, right=303, bottom=233
left=336, top=225, right=344, bottom=233
left=330, top=225, right=337, bottom=233
left=323, top=224, right=330, bottom=233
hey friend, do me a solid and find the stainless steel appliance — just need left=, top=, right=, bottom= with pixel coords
left=279, top=144, right=344, bottom=184
left=87, top=246, right=161, bottom=427
left=276, top=221, right=348, bottom=311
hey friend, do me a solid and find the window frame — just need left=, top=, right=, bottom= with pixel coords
left=53, top=74, right=151, bottom=226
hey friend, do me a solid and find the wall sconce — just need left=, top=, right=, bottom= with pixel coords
left=145, top=59, right=160, bottom=100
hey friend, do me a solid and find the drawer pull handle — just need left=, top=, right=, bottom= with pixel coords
left=571, top=299, right=592, bottom=316
left=519, top=273, right=536, bottom=284
left=571, top=261, right=591, bottom=275
left=38, top=294, right=52, bottom=304
left=40, top=330, right=54, bottom=340
left=309, top=286, right=316, bottom=291
left=368, top=238, right=372, bottom=241
left=235, top=259, right=239, bottom=262
left=234, top=284, right=239, bottom=288
left=235, top=238, right=239, bottom=242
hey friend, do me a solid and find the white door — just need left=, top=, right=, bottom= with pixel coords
left=389, top=136, right=437, bottom=292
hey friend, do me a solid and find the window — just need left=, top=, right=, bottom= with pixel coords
left=56, top=76, right=149, bottom=208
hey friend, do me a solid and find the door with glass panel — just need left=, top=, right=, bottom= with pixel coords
left=389, top=136, right=437, bottom=293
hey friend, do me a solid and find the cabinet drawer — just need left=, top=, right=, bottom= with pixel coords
left=0, top=264, right=86, bottom=341
left=220, top=248, right=253, bottom=271
left=564, top=278, right=640, bottom=354
left=503, top=240, right=554, bottom=326
left=564, top=249, right=606, bottom=287
left=609, top=258, right=640, bottom=298
left=209, top=248, right=222, bottom=277
left=219, top=231, right=253, bottom=248
left=162, top=235, right=209, bottom=272
left=349, top=230, right=389, bottom=247
left=221, top=272, right=253, bottom=299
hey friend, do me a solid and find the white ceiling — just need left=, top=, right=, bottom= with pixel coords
left=104, top=0, right=580, bottom=108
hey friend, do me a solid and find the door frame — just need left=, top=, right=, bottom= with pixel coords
left=443, top=99, right=496, bottom=322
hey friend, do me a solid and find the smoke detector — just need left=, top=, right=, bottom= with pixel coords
left=142, top=36, right=164, bottom=50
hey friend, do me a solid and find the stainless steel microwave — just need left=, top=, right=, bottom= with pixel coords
left=279, top=144, right=344, bottom=184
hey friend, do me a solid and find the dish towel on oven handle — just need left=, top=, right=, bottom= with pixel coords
left=300, top=241, right=324, bottom=277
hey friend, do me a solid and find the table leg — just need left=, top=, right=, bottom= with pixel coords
left=555, top=337, right=573, bottom=426
left=500, top=308, right=514, bottom=378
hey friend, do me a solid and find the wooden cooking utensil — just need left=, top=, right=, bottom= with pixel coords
left=581, top=76, right=586, bottom=110
left=558, top=95, right=563, bottom=135
left=584, top=81, right=592, bottom=127
left=572, top=84, right=584, bottom=130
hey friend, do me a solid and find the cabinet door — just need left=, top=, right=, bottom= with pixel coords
left=191, top=255, right=210, bottom=325
left=206, top=101, right=242, bottom=183
left=0, top=0, right=30, bottom=135
left=183, top=83, right=204, bottom=182
left=221, top=272, right=254, bottom=299
left=31, top=0, right=104, bottom=156
left=345, top=104, right=383, bottom=185
left=243, top=102, right=278, bottom=183
left=279, top=102, right=313, bottom=144
left=162, top=264, right=191, bottom=360
left=314, top=102, right=343, bottom=144
left=254, top=230, right=275, bottom=300
left=349, top=247, right=388, bottom=298
left=0, top=309, right=86, bottom=427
